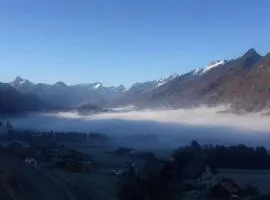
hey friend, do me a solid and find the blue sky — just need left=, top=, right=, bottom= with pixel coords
left=0, top=0, right=269, bottom=86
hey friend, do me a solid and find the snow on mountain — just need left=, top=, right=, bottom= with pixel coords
left=191, top=60, right=226, bottom=75
left=75, top=82, right=127, bottom=93
left=10, top=76, right=31, bottom=87
left=10, top=76, right=36, bottom=91
left=126, top=73, right=179, bottom=95
left=201, top=60, right=226, bottom=74
left=155, top=73, right=178, bottom=88
left=114, top=84, right=126, bottom=92
left=94, top=83, right=102, bottom=89
left=75, top=82, right=103, bottom=90
left=191, top=68, right=201, bottom=75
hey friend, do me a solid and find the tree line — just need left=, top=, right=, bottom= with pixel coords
left=173, top=141, right=270, bottom=169
left=0, top=129, right=108, bottom=144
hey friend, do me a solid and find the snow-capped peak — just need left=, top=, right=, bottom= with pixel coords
left=191, top=68, right=201, bottom=75
left=166, top=73, right=178, bottom=80
left=10, top=76, right=31, bottom=87
left=76, top=82, right=103, bottom=90
left=201, top=60, right=225, bottom=74
left=93, top=83, right=102, bottom=89
left=155, top=73, right=178, bottom=88
left=192, top=60, right=226, bottom=75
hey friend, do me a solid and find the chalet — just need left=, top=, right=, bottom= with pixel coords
left=181, top=156, right=219, bottom=190
left=24, top=157, right=38, bottom=167
left=211, top=178, right=241, bottom=197
left=210, top=178, right=258, bottom=200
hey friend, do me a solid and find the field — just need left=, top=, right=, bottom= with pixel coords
left=44, top=142, right=128, bottom=200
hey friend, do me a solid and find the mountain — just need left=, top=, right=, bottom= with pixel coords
left=10, top=76, right=36, bottom=92
left=74, top=82, right=103, bottom=90
left=7, top=48, right=270, bottom=113
left=111, top=74, right=179, bottom=107
left=9, top=74, right=180, bottom=109
left=72, top=83, right=126, bottom=101
left=0, top=83, right=45, bottom=114
left=130, top=73, right=179, bottom=92
left=10, top=78, right=127, bottom=108
left=128, top=48, right=270, bottom=113
left=192, top=60, right=227, bottom=75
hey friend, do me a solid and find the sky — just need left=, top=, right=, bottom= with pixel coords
left=0, top=0, right=270, bottom=87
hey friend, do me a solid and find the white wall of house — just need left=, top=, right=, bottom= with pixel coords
left=25, top=158, right=38, bottom=167
left=183, top=165, right=220, bottom=190
left=197, top=166, right=219, bottom=189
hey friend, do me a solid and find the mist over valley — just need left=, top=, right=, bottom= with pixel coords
left=7, top=107, right=270, bottom=149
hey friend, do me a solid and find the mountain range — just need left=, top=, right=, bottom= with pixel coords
left=1, top=48, right=270, bottom=114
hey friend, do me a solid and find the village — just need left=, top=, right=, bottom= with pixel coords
left=0, top=121, right=270, bottom=200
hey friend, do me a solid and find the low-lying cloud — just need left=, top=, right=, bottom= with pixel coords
left=49, top=106, right=270, bottom=132
left=8, top=107, right=270, bottom=149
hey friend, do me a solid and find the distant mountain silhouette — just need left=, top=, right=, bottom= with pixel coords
left=0, top=83, right=45, bottom=114
left=5, top=48, right=270, bottom=114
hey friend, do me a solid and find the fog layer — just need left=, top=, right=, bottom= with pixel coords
left=8, top=107, right=270, bottom=148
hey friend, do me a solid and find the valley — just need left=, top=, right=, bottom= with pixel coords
left=1, top=126, right=270, bottom=200
left=1, top=1, right=270, bottom=199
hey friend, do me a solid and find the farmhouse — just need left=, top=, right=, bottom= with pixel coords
left=24, top=157, right=38, bottom=167
left=210, top=178, right=258, bottom=199
left=181, top=156, right=219, bottom=190
left=211, top=178, right=241, bottom=197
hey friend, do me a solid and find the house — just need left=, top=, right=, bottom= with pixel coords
left=24, top=157, right=38, bottom=167
left=181, top=156, right=219, bottom=190
left=210, top=178, right=258, bottom=200
left=211, top=178, right=241, bottom=197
